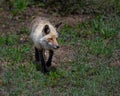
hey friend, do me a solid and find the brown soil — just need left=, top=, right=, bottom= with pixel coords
left=0, top=5, right=90, bottom=35
left=45, top=45, right=77, bottom=67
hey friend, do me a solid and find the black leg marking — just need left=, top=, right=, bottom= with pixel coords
left=46, top=50, right=54, bottom=67
left=39, top=50, right=48, bottom=73
left=35, top=47, right=40, bottom=62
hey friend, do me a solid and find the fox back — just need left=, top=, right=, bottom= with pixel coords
left=30, top=17, right=60, bottom=50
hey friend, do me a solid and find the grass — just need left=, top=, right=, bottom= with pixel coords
left=0, top=15, right=120, bottom=96
left=8, top=0, right=31, bottom=15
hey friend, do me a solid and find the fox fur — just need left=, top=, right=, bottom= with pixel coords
left=30, top=17, right=62, bottom=73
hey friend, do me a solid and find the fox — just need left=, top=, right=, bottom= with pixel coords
left=30, top=17, right=62, bottom=73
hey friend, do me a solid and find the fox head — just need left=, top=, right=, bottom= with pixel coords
left=39, top=22, right=62, bottom=50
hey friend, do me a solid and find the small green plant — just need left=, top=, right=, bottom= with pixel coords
left=90, top=16, right=120, bottom=38
left=77, top=16, right=120, bottom=39
left=11, top=0, right=31, bottom=15
left=59, top=25, right=80, bottom=45
left=84, top=38, right=114, bottom=57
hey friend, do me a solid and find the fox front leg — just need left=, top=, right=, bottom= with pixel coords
left=46, top=50, right=54, bottom=67
left=38, top=50, right=48, bottom=73
left=35, top=47, right=40, bottom=62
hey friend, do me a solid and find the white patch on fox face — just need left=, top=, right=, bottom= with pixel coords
left=39, top=38, right=53, bottom=50
left=48, top=42, right=52, bottom=46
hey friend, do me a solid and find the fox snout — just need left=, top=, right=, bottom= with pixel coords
left=48, top=42, right=59, bottom=49
left=40, top=38, right=59, bottom=50
left=53, top=45, right=59, bottom=49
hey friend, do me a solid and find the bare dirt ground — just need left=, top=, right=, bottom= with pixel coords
left=0, top=5, right=90, bottom=34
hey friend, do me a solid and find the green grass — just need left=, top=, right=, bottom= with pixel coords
left=0, top=15, right=120, bottom=96
left=10, top=0, right=31, bottom=15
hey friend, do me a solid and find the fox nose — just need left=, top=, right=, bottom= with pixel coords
left=54, top=45, right=59, bottom=49
left=56, top=46, right=59, bottom=49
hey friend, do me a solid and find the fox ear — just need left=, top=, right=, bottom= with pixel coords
left=43, top=25, right=50, bottom=34
left=55, top=22, right=62, bottom=29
